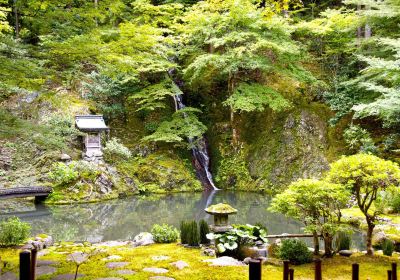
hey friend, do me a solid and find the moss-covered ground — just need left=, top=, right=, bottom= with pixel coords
left=1, top=243, right=399, bottom=280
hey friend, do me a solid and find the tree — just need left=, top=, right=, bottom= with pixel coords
left=269, top=179, right=349, bottom=257
left=180, top=0, right=314, bottom=146
left=327, top=153, right=400, bottom=255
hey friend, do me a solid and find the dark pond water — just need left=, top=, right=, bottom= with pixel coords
left=1, top=191, right=366, bottom=249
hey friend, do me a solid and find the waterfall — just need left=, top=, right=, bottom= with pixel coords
left=169, top=71, right=218, bottom=191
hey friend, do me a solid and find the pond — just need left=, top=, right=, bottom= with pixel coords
left=1, top=191, right=365, bottom=249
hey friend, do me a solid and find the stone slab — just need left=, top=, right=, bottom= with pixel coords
left=52, top=274, right=84, bottom=280
left=143, top=267, right=169, bottom=274
left=36, top=266, right=57, bottom=276
left=106, top=262, right=130, bottom=269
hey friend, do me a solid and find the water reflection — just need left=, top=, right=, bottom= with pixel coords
left=0, top=191, right=365, bottom=249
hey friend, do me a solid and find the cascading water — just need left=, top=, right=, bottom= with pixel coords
left=168, top=70, right=218, bottom=191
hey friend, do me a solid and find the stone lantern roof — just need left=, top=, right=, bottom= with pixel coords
left=205, top=203, right=237, bottom=215
left=75, top=115, right=109, bottom=132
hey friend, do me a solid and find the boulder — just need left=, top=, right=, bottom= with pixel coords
left=60, top=154, right=71, bottom=161
left=132, top=232, right=154, bottom=247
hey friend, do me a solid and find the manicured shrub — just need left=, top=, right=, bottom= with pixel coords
left=103, top=138, right=132, bottom=163
left=382, top=239, right=395, bottom=256
left=180, top=221, right=190, bottom=244
left=151, top=224, right=179, bottom=243
left=199, top=219, right=210, bottom=245
left=0, top=217, right=31, bottom=246
left=335, top=232, right=352, bottom=251
left=187, top=220, right=200, bottom=247
left=278, top=239, right=312, bottom=265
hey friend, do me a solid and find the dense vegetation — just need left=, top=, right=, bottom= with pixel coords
left=1, top=0, right=400, bottom=215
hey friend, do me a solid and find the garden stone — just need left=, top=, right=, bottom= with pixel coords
left=338, top=250, right=353, bottom=257
left=170, top=261, right=189, bottom=270
left=152, top=256, right=170, bottom=261
left=116, top=269, right=136, bottom=275
left=133, top=232, right=154, bottom=247
left=102, top=255, right=122, bottom=261
left=143, top=267, right=169, bottom=274
left=203, top=256, right=245, bottom=266
left=95, top=278, right=123, bottom=280
left=106, top=262, right=130, bottom=269
left=149, top=277, right=175, bottom=280
left=202, top=248, right=215, bottom=257
left=96, top=241, right=129, bottom=247
left=37, top=260, right=58, bottom=266
left=60, top=154, right=71, bottom=161
left=36, top=266, right=57, bottom=276
left=52, top=274, right=84, bottom=280
left=0, top=272, right=17, bottom=280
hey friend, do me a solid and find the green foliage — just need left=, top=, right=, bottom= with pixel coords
left=130, top=80, right=181, bottom=112
left=187, top=220, right=200, bottom=246
left=103, top=138, right=132, bottom=164
left=206, top=224, right=268, bottom=257
left=343, top=125, right=376, bottom=154
left=270, top=179, right=349, bottom=246
left=278, top=239, right=313, bottom=265
left=143, top=107, right=207, bottom=147
left=180, top=221, right=189, bottom=244
left=328, top=154, right=400, bottom=254
left=382, top=239, right=395, bottom=256
left=390, top=191, right=400, bottom=213
left=151, top=224, right=179, bottom=243
left=199, top=219, right=210, bottom=245
left=223, top=83, right=291, bottom=113
left=334, top=232, right=352, bottom=251
left=0, top=217, right=31, bottom=246
left=49, top=162, right=79, bottom=186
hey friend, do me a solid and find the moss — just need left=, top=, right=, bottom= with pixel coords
left=1, top=243, right=399, bottom=279
left=205, top=203, right=237, bottom=214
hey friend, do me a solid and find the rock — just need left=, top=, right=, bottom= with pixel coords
left=338, top=250, right=353, bottom=257
left=133, top=232, right=154, bottom=247
left=102, top=255, right=122, bottom=261
left=149, top=277, right=175, bottom=280
left=95, top=278, right=123, bottom=280
left=52, top=274, right=84, bottom=280
left=31, top=240, right=44, bottom=250
left=37, top=260, right=59, bottom=266
left=22, top=92, right=39, bottom=103
left=372, top=231, right=386, bottom=246
left=105, top=262, right=130, bottom=269
left=143, top=267, right=169, bottom=274
left=243, top=257, right=267, bottom=265
left=36, top=266, right=57, bottom=276
left=202, top=248, right=216, bottom=257
left=243, top=257, right=252, bottom=264
left=203, top=256, right=245, bottom=267
left=96, top=241, right=130, bottom=247
left=170, top=260, right=189, bottom=270
left=96, top=174, right=113, bottom=194
left=152, top=256, right=170, bottom=261
left=116, top=269, right=136, bottom=275
left=0, top=272, right=17, bottom=280
left=43, top=236, right=54, bottom=248
left=60, top=154, right=71, bottom=161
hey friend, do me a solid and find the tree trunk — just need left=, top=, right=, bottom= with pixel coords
left=323, top=234, right=334, bottom=257
left=313, top=231, right=320, bottom=255
left=366, top=221, right=375, bottom=255
left=14, top=0, right=19, bottom=39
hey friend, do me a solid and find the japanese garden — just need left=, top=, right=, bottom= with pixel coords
left=0, top=0, right=400, bottom=279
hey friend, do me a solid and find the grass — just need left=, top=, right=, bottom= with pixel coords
left=0, top=243, right=399, bottom=279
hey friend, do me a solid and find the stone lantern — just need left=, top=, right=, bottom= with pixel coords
left=205, top=203, right=237, bottom=233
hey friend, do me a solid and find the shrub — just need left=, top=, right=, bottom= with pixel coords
left=278, top=239, right=312, bottom=265
left=187, top=220, right=200, bottom=247
left=49, top=162, right=79, bottom=186
left=390, top=191, right=400, bottom=213
left=382, top=239, right=395, bottom=256
left=180, top=221, right=190, bottom=244
left=335, top=232, right=352, bottom=251
left=103, top=138, right=132, bottom=164
left=73, top=161, right=100, bottom=181
left=0, top=217, right=31, bottom=246
left=151, top=224, right=179, bottom=243
left=343, top=125, right=376, bottom=154
left=199, top=219, right=210, bottom=245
